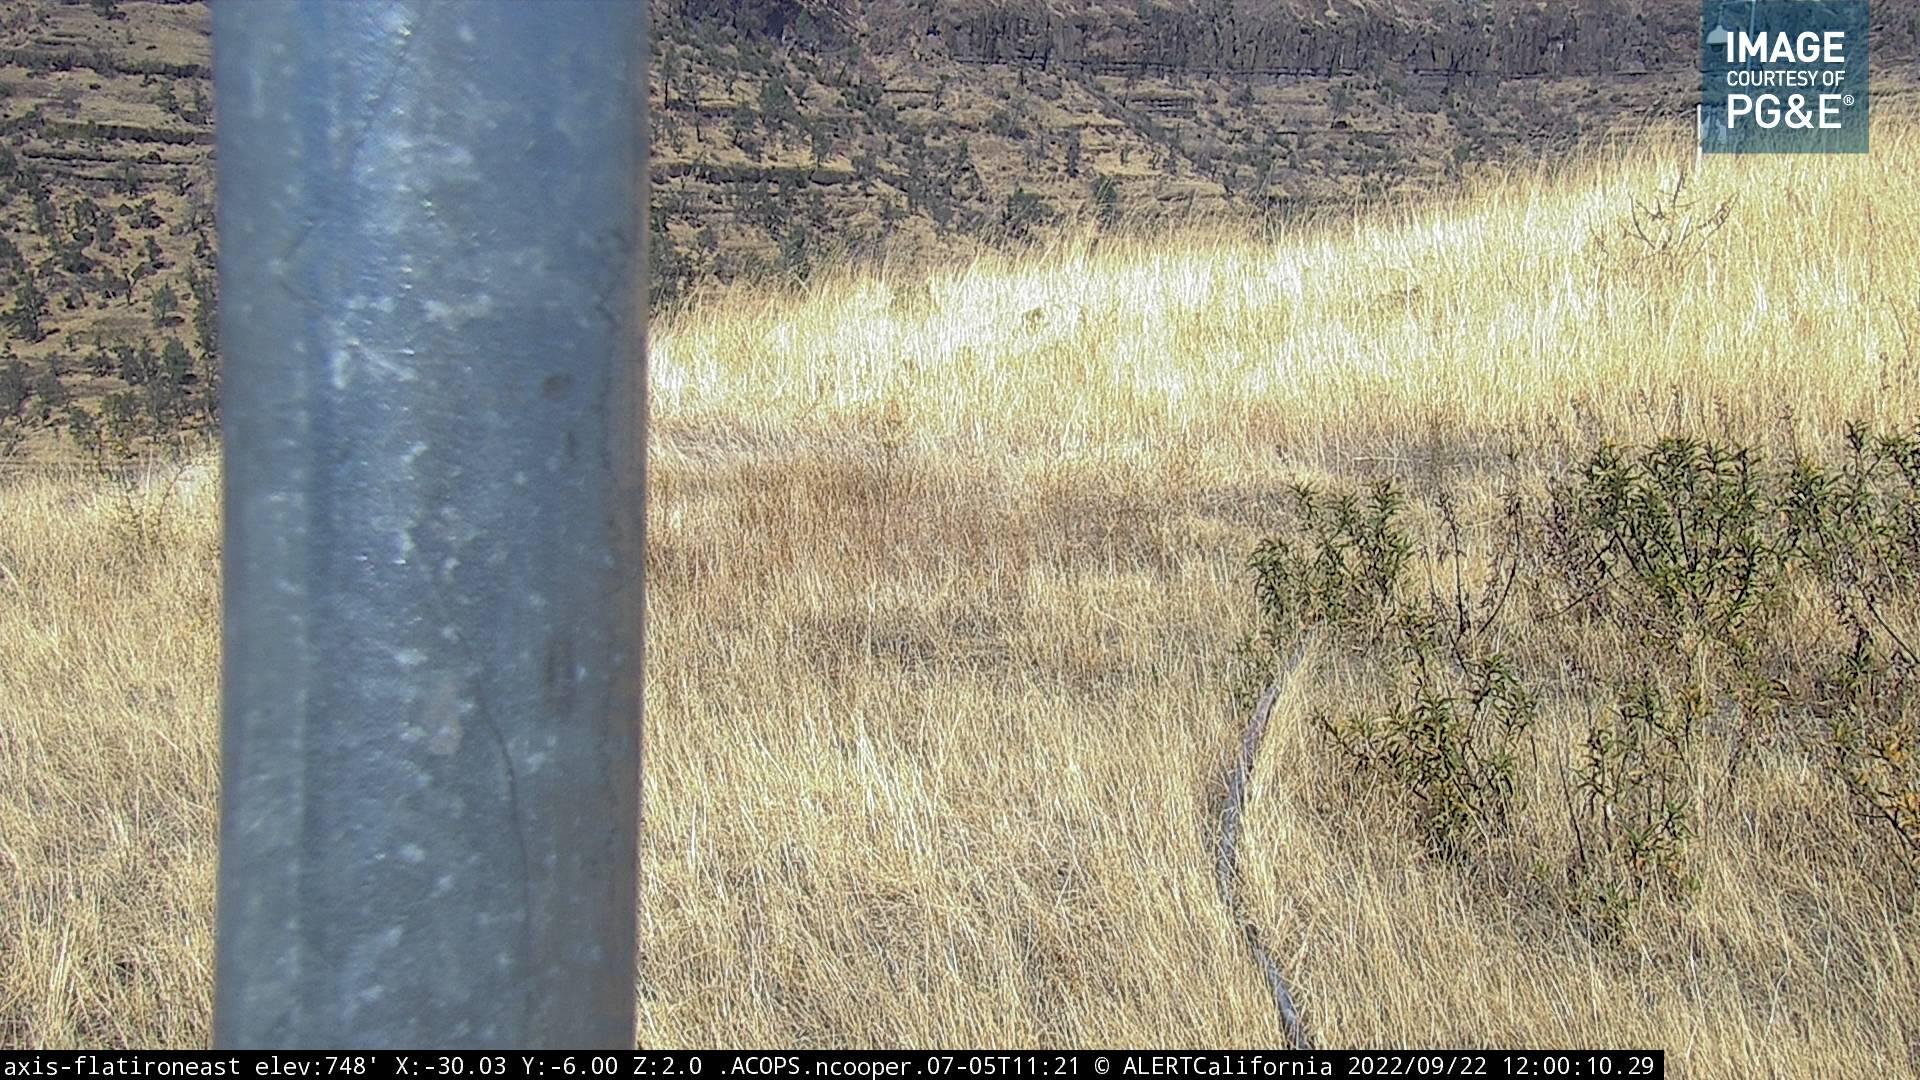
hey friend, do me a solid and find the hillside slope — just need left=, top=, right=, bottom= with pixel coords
left=3, top=0, right=1918, bottom=454
left=0, top=0, right=216, bottom=461
left=8, top=115, right=1920, bottom=1064
left=647, top=0, right=1920, bottom=298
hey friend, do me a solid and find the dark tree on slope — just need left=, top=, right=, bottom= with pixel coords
left=5, top=278, right=48, bottom=343
left=151, top=282, right=179, bottom=328
left=1091, top=173, right=1122, bottom=228
left=0, top=361, right=26, bottom=418
left=31, top=360, right=69, bottom=422
left=1000, top=188, right=1058, bottom=241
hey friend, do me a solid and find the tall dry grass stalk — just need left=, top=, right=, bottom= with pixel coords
left=3, top=113, right=1917, bottom=1071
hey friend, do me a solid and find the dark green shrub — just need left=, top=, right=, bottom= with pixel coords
left=998, top=189, right=1058, bottom=242
left=1319, top=646, right=1539, bottom=860
left=1545, top=437, right=1775, bottom=642
left=1248, top=479, right=1412, bottom=642
left=1244, top=429, right=1920, bottom=940
left=30, top=360, right=68, bottom=421
left=1568, top=679, right=1700, bottom=935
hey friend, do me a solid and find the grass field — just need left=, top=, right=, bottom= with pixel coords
left=4, top=117, right=1918, bottom=1071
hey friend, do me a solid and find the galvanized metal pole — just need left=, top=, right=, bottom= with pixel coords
left=211, top=0, right=646, bottom=1049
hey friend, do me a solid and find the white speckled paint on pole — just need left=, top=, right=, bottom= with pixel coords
left=210, top=0, right=646, bottom=1049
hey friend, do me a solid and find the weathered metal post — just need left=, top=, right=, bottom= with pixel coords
left=211, top=0, right=646, bottom=1049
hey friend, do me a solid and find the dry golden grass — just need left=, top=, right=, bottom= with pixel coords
left=0, top=462, right=219, bottom=1046
left=4, top=114, right=1919, bottom=1073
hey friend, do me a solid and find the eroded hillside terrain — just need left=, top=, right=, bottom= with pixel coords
left=2, top=0, right=1917, bottom=456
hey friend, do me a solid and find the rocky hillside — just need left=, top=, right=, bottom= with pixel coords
left=646, top=0, right=1920, bottom=301
left=0, top=0, right=214, bottom=461
left=1, top=0, right=1916, bottom=459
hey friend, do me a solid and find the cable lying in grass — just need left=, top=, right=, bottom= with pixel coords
left=1216, top=637, right=1313, bottom=1050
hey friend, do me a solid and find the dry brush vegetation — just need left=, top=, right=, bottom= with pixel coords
left=4, top=115, right=1919, bottom=1072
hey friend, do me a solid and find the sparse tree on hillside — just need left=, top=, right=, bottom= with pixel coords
left=159, top=337, right=193, bottom=392
left=187, top=82, right=210, bottom=125
left=986, top=107, right=1026, bottom=140
left=30, top=191, right=57, bottom=242
left=851, top=151, right=877, bottom=194
left=1091, top=173, right=1122, bottom=228
left=758, top=76, right=799, bottom=132
left=31, top=360, right=69, bottom=422
left=196, top=349, right=220, bottom=426
left=647, top=200, right=693, bottom=311
left=657, top=40, right=677, bottom=109
left=0, top=361, right=26, bottom=418
left=187, top=270, right=217, bottom=360
left=728, top=103, right=763, bottom=157
left=68, top=197, right=101, bottom=233
left=809, top=123, right=831, bottom=169
left=117, top=339, right=156, bottom=386
left=999, top=188, right=1058, bottom=242
left=151, top=282, right=178, bottom=328
left=779, top=220, right=812, bottom=277
left=100, top=388, right=143, bottom=448
left=52, top=234, right=92, bottom=275
left=89, top=0, right=120, bottom=21
left=4, top=278, right=48, bottom=343
left=63, top=403, right=100, bottom=456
